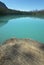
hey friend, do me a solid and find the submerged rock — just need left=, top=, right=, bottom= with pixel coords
left=0, top=38, right=44, bottom=65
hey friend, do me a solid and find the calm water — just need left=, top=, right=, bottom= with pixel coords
left=0, top=16, right=44, bottom=43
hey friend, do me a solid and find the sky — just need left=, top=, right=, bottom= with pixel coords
left=0, top=0, right=44, bottom=11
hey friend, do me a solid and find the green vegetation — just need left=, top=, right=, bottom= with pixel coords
left=0, top=1, right=44, bottom=16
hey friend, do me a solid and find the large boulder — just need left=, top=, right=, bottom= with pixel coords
left=0, top=38, right=44, bottom=65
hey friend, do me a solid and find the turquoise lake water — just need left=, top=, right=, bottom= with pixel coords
left=0, top=16, right=44, bottom=43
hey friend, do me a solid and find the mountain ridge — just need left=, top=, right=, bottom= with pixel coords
left=0, top=1, right=44, bottom=16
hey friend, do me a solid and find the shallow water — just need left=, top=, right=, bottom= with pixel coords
left=0, top=16, right=44, bottom=43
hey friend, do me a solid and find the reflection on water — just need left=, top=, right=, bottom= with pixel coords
left=0, top=17, right=8, bottom=27
left=0, top=15, right=44, bottom=27
left=0, top=15, right=44, bottom=44
left=0, top=15, right=25, bottom=27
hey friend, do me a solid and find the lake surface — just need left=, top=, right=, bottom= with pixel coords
left=0, top=16, right=44, bottom=44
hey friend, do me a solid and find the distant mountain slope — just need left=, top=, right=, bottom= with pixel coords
left=0, top=1, right=7, bottom=9
left=0, top=1, right=44, bottom=16
left=0, top=1, right=9, bottom=15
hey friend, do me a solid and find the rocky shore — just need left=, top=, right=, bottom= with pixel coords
left=0, top=38, right=44, bottom=65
